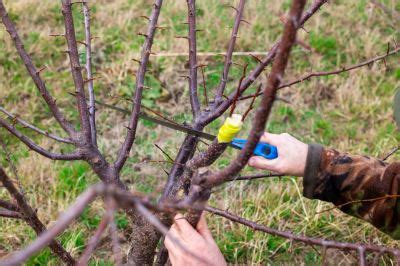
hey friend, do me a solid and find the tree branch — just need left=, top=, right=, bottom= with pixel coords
left=186, top=140, right=228, bottom=171
left=181, top=0, right=307, bottom=232
left=0, top=167, right=75, bottom=264
left=227, top=172, right=284, bottom=182
left=0, top=208, right=23, bottom=219
left=200, top=0, right=328, bottom=125
left=0, top=118, right=82, bottom=160
left=0, top=106, right=74, bottom=144
left=114, top=0, right=163, bottom=171
left=197, top=0, right=307, bottom=188
left=77, top=213, right=110, bottom=266
left=214, top=0, right=246, bottom=105
left=206, top=206, right=400, bottom=261
left=0, top=1, right=76, bottom=135
left=242, top=84, right=261, bottom=120
left=61, top=0, right=92, bottom=141
left=0, top=181, right=205, bottom=265
left=0, top=137, right=24, bottom=193
left=239, top=45, right=400, bottom=101
left=83, top=2, right=97, bottom=147
left=382, top=146, right=400, bottom=161
left=200, top=66, right=209, bottom=105
left=0, top=199, right=19, bottom=212
left=2, top=183, right=110, bottom=266
left=186, top=0, right=201, bottom=118
left=106, top=198, right=122, bottom=266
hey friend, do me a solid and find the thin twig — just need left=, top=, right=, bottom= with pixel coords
left=0, top=118, right=82, bottom=160
left=200, top=66, right=209, bottom=106
left=106, top=198, right=122, bottom=266
left=0, top=107, right=73, bottom=144
left=0, top=208, right=23, bottom=219
left=186, top=0, right=201, bottom=118
left=211, top=173, right=285, bottom=194
left=77, top=213, right=110, bottom=265
left=206, top=206, right=400, bottom=258
left=230, top=64, right=248, bottom=116
left=381, top=146, right=400, bottom=161
left=0, top=199, right=19, bottom=212
left=227, top=172, right=284, bottom=182
left=242, top=84, right=262, bottom=120
left=61, top=0, right=92, bottom=141
left=83, top=2, right=97, bottom=147
left=114, top=0, right=163, bottom=171
left=214, top=0, right=246, bottom=105
left=0, top=138, right=24, bottom=193
left=138, top=159, right=184, bottom=166
left=239, top=46, right=400, bottom=101
left=154, top=144, right=174, bottom=163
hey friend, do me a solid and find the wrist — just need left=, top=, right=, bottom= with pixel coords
left=303, top=143, right=324, bottom=198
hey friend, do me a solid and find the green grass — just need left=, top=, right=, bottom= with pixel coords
left=0, top=0, right=399, bottom=264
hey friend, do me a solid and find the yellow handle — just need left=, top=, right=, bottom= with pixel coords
left=217, top=114, right=243, bottom=143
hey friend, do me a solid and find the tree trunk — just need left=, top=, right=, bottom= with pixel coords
left=127, top=129, right=200, bottom=264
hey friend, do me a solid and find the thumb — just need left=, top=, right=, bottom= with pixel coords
left=248, top=156, right=280, bottom=172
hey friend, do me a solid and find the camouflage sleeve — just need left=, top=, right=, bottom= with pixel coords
left=303, top=144, right=400, bottom=239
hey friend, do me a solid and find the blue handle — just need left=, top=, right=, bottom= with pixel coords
left=253, top=142, right=278, bottom=159
left=231, top=138, right=278, bottom=159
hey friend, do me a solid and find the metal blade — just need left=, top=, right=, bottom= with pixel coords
left=95, top=100, right=216, bottom=141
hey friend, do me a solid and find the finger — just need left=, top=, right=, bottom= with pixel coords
left=168, top=223, right=180, bottom=237
left=165, top=224, right=186, bottom=251
left=165, top=229, right=176, bottom=250
left=248, top=156, right=280, bottom=172
left=260, top=132, right=281, bottom=146
left=164, top=233, right=172, bottom=249
left=196, top=212, right=211, bottom=237
left=168, top=252, right=178, bottom=266
left=164, top=235, right=179, bottom=263
left=173, top=213, right=196, bottom=233
left=167, top=251, right=177, bottom=266
left=167, top=223, right=185, bottom=243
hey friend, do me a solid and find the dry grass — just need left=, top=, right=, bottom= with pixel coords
left=0, top=0, right=399, bottom=264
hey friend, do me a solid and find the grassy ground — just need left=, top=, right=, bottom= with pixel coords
left=0, top=0, right=399, bottom=264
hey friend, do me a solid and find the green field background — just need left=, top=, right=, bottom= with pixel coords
left=0, top=0, right=399, bottom=264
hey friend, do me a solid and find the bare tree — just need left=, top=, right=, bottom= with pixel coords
left=0, top=0, right=399, bottom=265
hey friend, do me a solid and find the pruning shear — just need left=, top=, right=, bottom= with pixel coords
left=95, top=100, right=278, bottom=160
left=230, top=138, right=278, bottom=159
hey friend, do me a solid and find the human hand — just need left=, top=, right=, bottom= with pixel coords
left=248, top=132, right=308, bottom=176
left=165, top=213, right=227, bottom=266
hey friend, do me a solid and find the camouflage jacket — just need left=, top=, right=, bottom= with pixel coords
left=303, top=144, right=400, bottom=239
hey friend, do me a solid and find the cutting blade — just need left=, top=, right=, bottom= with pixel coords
left=95, top=100, right=217, bottom=141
